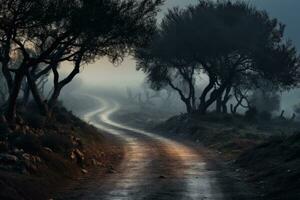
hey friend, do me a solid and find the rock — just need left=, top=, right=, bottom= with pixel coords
left=16, top=116, right=25, bottom=125
left=13, top=148, right=24, bottom=154
left=22, top=153, right=42, bottom=163
left=81, top=168, right=88, bottom=174
left=70, top=151, right=76, bottom=160
left=43, top=147, right=53, bottom=153
left=91, top=159, right=102, bottom=166
left=107, top=166, right=116, bottom=174
left=0, top=153, right=19, bottom=164
left=13, top=124, right=21, bottom=131
left=22, top=153, right=31, bottom=161
left=74, top=149, right=85, bottom=160
left=91, top=159, right=97, bottom=166
left=22, top=153, right=41, bottom=172
left=70, top=149, right=85, bottom=165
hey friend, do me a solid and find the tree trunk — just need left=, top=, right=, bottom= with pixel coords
left=216, top=95, right=222, bottom=113
left=22, top=82, right=30, bottom=105
left=230, top=104, right=236, bottom=114
left=48, top=54, right=82, bottom=109
left=6, top=70, right=25, bottom=122
left=184, top=99, right=192, bottom=113
left=2, top=59, right=13, bottom=92
left=221, top=87, right=231, bottom=114
left=26, top=70, right=49, bottom=115
left=48, top=86, right=62, bottom=109
left=222, top=103, right=228, bottom=114
left=199, top=83, right=228, bottom=114
left=199, top=81, right=215, bottom=114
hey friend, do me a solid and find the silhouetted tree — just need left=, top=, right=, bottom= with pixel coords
left=136, top=35, right=199, bottom=113
left=0, top=0, right=163, bottom=122
left=136, top=1, right=300, bottom=114
left=0, top=67, right=8, bottom=107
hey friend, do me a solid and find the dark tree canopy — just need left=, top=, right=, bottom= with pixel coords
left=135, top=0, right=300, bottom=114
left=0, top=0, right=163, bottom=122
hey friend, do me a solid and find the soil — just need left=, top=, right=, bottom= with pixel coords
left=113, top=105, right=300, bottom=199
left=0, top=104, right=124, bottom=200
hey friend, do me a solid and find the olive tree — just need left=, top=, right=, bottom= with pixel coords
left=0, top=0, right=163, bottom=122
left=136, top=1, right=300, bottom=114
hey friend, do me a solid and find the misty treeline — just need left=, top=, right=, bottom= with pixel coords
left=126, top=81, right=178, bottom=111
left=0, top=0, right=164, bottom=123
left=135, top=1, right=300, bottom=118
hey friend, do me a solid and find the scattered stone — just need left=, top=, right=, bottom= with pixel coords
left=107, top=166, right=116, bottom=174
left=75, top=149, right=84, bottom=158
left=0, top=153, right=19, bottom=164
left=22, top=153, right=31, bottom=161
left=70, top=136, right=82, bottom=147
left=43, top=147, right=53, bottom=153
left=81, top=168, right=88, bottom=174
left=13, top=148, right=24, bottom=154
left=70, top=148, right=85, bottom=165
left=13, top=124, right=21, bottom=131
left=70, top=151, right=76, bottom=160
left=91, top=158, right=101, bottom=166
left=22, top=153, right=42, bottom=172
left=16, top=116, right=25, bottom=125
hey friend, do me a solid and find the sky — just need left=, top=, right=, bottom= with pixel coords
left=65, top=0, right=300, bottom=94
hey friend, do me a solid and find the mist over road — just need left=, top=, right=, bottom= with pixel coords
left=59, top=96, right=223, bottom=200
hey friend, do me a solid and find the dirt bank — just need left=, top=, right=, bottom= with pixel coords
left=0, top=104, right=123, bottom=200
left=155, top=113, right=300, bottom=200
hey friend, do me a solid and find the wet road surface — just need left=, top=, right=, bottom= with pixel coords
left=57, top=96, right=223, bottom=200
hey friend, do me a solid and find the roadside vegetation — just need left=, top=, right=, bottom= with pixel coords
left=0, top=103, right=123, bottom=200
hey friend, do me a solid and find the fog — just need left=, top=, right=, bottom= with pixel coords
left=60, top=0, right=300, bottom=115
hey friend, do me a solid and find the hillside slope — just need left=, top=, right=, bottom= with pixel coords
left=155, top=113, right=300, bottom=200
left=0, top=104, right=123, bottom=200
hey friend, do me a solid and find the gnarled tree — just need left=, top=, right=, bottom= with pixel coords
left=0, top=0, right=163, bottom=122
left=136, top=1, right=300, bottom=114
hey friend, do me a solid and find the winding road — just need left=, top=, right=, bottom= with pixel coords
left=58, top=96, right=224, bottom=200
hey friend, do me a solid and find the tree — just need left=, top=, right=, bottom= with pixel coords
left=0, top=0, right=163, bottom=122
left=0, top=66, right=8, bottom=107
left=136, top=1, right=300, bottom=114
left=136, top=34, right=199, bottom=113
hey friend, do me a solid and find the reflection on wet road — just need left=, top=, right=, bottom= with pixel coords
left=58, top=96, right=223, bottom=200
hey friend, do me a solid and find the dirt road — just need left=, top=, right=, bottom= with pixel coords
left=57, top=97, right=224, bottom=200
